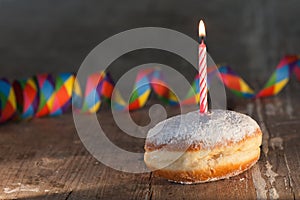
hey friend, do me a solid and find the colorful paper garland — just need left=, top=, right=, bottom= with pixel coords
left=219, top=55, right=300, bottom=98
left=0, top=79, right=16, bottom=123
left=50, top=73, right=75, bottom=116
left=13, top=78, right=39, bottom=119
left=0, top=55, right=299, bottom=124
left=35, top=74, right=56, bottom=117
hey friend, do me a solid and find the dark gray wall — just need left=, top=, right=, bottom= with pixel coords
left=0, top=0, right=300, bottom=82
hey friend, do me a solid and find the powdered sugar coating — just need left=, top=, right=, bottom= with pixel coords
left=146, top=109, right=260, bottom=150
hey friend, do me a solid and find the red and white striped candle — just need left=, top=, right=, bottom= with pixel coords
left=198, top=20, right=208, bottom=113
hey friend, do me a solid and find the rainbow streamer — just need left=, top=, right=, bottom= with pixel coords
left=257, top=55, right=299, bottom=97
left=0, top=55, right=299, bottom=124
left=13, top=78, right=39, bottom=119
left=35, top=74, right=55, bottom=117
left=74, top=71, right=115, bottom=113
left=126, top=68, right=179, bottom=111
left=50, top=73, right=75, bottom=116
left=128, top=68, right=154, bottom=110
left=72, top=77, right=83, bottom=110
left=150, top=69, right=179, bottom=106
left=219, top=55, right=300, bottom=98
left=0, top=79, right=16, bottom=123
left=218, top=66, right=255, bottom=98
left=81, top=72, right=105, bottom=113
left=182, top=74, right=199, bottom=105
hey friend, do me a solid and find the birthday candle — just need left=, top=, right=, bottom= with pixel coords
left=198, top=20, right=208, bottom=113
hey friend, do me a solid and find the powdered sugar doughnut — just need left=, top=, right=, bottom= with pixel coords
left=144, top=109, right=262, bottom=184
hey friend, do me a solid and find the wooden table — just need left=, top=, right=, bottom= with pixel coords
left=0, top=80, right=299, bottom=200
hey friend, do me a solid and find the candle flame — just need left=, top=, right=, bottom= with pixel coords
left=198, top=20, right=206, bottom=37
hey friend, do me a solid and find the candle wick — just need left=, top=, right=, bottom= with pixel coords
left=200, top=36, right=205, bottom=44
left=199, top=36, right=206, bottom=44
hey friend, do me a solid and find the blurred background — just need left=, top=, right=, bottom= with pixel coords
left=0, top=0, right=300, bottom=83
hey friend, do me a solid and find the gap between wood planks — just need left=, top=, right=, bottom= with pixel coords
left=254, top=97, right=297, bottom=200
left=255, top=98, right=279, bottom=199
left=65, top=190, right=73, bottom=200
left=145, top=172, right=153, bottom=200
left=284, top=153, right=296, bottom=200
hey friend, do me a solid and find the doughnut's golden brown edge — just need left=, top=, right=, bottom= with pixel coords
left=150, top=152, right=259, bottom=184
left=144, top=128, right=262, bottom=183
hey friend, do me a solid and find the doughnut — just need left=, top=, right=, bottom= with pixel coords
left=144, top=109, right=262, bottom=184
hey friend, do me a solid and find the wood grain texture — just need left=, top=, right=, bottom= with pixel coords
left=0, top=87, right=299, bottom=200
left=0, top=110, right=151, bottom=200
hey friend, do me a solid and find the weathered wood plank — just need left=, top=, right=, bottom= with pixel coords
left=0, top=110, right=151, bottom=200
left=223, top=89, right=300, bottom=200
left=214, top=81, right=300, bottom=200
left=150, top=172, right=257, bottom=200
left=0, top=91, right=299, bottom=200
left=253, top=81, right=300, bottom=200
